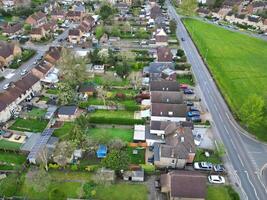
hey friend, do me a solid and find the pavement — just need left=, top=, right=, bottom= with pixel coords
left=166, top=1, right=267, bottom=200
left=0, top=24, right=75, bottom=93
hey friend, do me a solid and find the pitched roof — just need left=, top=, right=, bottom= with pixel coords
left=151, top=103, right=187, bottom=117
left=45, top=46, right=62, bottom=63
left=160, top=171, right=206, bottom=199
left=69, top=28, right=80, bottom=36
left=58, top=106, right=77, bottom=115
left=157, top=46, right=173, bottom=62
left=150, top=80, right=180, bottom=92
left=2, top=23, right=22, bottom=34
left=30, top=27, right=43, bottom=35
left=67, top=11, right=82, bottom=17
left=0, top=42, right=17, bottom=58
left=150, top=91, right=183, bottom=104
left=30, top=11, right=46, bottom=21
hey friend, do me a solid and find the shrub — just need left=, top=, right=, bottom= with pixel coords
left=49, top=163, right=60, bottom=169
left=140, top=164, right=155, bottom=175
left=175, top=63, right=191, bottom=70
left=88, top=117, right=145, bottom=125
left=70, top=164, right=78, bottom=171
left=85, top=165, right=98, bottom=172
left=226, top=186, right=240, bottom=200
left=176, top=55, right=187, bottom=63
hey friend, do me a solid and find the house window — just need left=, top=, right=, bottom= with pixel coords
left=172, top=160, right=175, bottom=164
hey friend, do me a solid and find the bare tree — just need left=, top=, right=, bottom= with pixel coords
left=53, top=141, right=75, bottom=167
left=38, top=147, right=49, bottom=171
left=97, top=87, right=108, bottom=106
left=129, top=71, right=141, bottom=90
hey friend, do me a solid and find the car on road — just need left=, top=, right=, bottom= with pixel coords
left=3, top=83, right=10, bottom=90
left=208, top=175, right=225, bottom=184
left=186, top=101, right=194, bottom=106
left=20, top=69, right=27, bottom=76
left=194, top=162, right=213, bottom=171
left=181, top=37, right=185, bottom=41
left=187, top=111, right=200, bottom=117
left=190, top=116, right=201, bottom=122
left=213, top=164, right=225, bottom=173
left=183, top=88, right=194, bottom=94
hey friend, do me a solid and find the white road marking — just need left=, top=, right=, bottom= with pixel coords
left=244, top=171, right=260, bottom=200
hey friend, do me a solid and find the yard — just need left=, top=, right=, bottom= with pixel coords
left=53, top=122, right=75, bottom=140
left=88, top=75, right=130, bottom=87
left=126, top=147, right=145, bottom=164
left=194, top=149, right=221, bottom=164
left=0, top=140, right=21, bottom=150
left=25, top=108, right=47, bottom=119
left=87, top=127, right=134, bottom=143
left=207, top=186, right=240, bottom=200
left=177, top=74, right=195, bottom=86
left=183, top=18, right=267, bottom=141
left=9, top=118, right=48, bottom=133
left=0, top=151, right=26, bottom=170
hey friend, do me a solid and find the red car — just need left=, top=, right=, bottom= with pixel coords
left=180, top=84, right=188, bottom=89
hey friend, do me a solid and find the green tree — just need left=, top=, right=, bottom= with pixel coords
left=115, top=62, right=131, bottom=79
left=169, top=19, right=177, bottom=34
left=239, top=95, right=265, bottom=128
left=176, top=49, right=185, bottom=57
left=95, top=26, right=105, bottom=40
left=25, top=168, right=51, bottom=192
left=99, top=4, right=113, bottom=21
left=57, top=82, right=75, bottom=105
left=180, top=0, right=198, bottom=16
left=101, top=150, right=130, bottom=172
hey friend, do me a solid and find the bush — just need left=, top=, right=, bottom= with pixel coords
left=88, top=116, right=145, bottom=125
left=124, top=104, right=139, bottom=111
left=176, top=49, right=185, bottom=57
left=85, top=165, right=99, bottom=172
left=70, top=165, right=78, bottom=171
left=226, top=186, right=240, bottom=200
left=140, top=164, right=155, bottom=175
left=175, top=63, right=191, bottom=70
left=49, top=163, right=60, bottom=169
left=176, top=55, right=187, bottom=63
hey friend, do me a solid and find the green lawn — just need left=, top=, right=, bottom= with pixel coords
left=88, top=128, right=134, bottom=142
left=26, top=108, right=47, bottom=118
left=207, top=186, right=240, bottom=200
left=95, top=183, right=148, bottom=200
left=0, top=152, right=26, bottom=170
left=126, top=147, right=145, bottom=164
left=0, top=140, right=21, bottom=150
left=88, top=75, right=130, bottom=87
left=53, top=122, right=75, bottom=140
left=183, top=18, right=267, bottom=141
left=177, top=74, right=195, bottom=86
left=9, top=118, right=48, bottom=132
left=46, top=88, right=60, bottom=95
left=194, top=149, right=221, bottom=164
left=90, top=110, right=134, bottom=119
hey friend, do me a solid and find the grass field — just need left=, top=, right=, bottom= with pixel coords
left=53, top=122, right=75, bottom=140
left=90, top=110, right=134, bottom=119
left=0, top=152, right=26, bottom=170
left=9, top=118, right=48, bottom=133
left=88, top=128, right=133, bottom=142
left=194, top=149, right=221, bottom=164
left=126, top=147, right=145, bottom=164
left=26, top=108, right=47, bottom=118
left=207, top=186, right=240, bottom=200
left=183, top=18, right=267, bottom=141
left=0, top=140, right=21, bottom=150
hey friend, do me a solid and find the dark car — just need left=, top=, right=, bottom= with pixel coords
left=186, top=101, right=194, bottom=106
left=183, top=88, right=194, bottom=94
left=148, top=156, right=154, bottom=163
left=181, top=37, right=185, bottom=41
left=187, top=111, right=200, bottom=117
left=213, top=164, right=226, bottom=173
left=189, top=106, right=199, bottom=111
left=191, top=116, right=201, bottom=122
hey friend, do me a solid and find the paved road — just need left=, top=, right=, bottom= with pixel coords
left=0, top=24, right=74, bottom=92
left=166, top=1, right=267, bottom=200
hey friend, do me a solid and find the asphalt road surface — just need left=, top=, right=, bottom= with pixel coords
left=166, top=1, right=267, bottom=200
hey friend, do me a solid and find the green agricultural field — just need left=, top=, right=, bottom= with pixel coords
left=87, top=128, right=133, bottom=142
left=9, top=118, right=48, bottom=133
left=183, top=18, right=267, bottom=141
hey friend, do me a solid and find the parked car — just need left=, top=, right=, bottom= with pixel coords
left=3, top=83, right=10, bottom=90
left=213, top=164, right=225, bottom=173
left=183, top=88, right=194, bottom=94
left=148, top=156, right=154, bottom=163
left=154, top=180, right=160, bottom=190
left=186, top=101, right=194, bottom=106
left=208, top=175, right=225, bottom=184
left=181, top=37, right=185, bottom=41
left=189, top=106, right=199, bottom=111
left=187, top=111, right=200, bottom=117
left=194, top=134, right=202, bottom=146
left=180, top=84, right=188, bottom=89
left=194, top=162, right=213, bottom=171
left=20, top=69, right=27, bottom=76
left=15, top=135, right=21, bottom=140
left=190, top=116, right=201, bottom=122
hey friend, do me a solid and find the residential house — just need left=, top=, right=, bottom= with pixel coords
left=66, top=11, right=82, bottom=22
left=150, top=4, right=162, bottom=19
left=247, top=1, right=267, bottom=14
left=160, top=170, right=206, bottom=200
left=72, top=3, right=86, bottom=13
left=151, top=91, right=183, bottom=104
left=30, top=27, right=46, bottom=41
left=155, top=28, right=168, bottom=46
left=2, top=23, right=23, bottom=36
left=0, top=72, right=42, bottom=122
left=151, top=103, right=187, bottom=122
left=43, top=0, right=58, bottom=14
left=25, top=11, right=47, bottom=28
left=96, top=144, right=107, bottom=158
left=157, top=46, right=173, bottom=62
left=154, top=123, right=195, bottom=168
left=2, top=0, right=15, bottom=8
left=150, top=121, right=193, bottom=136
left=150, top=80, right=180, bottom=92
left=41, top=21, right=58, bottom=35
left=0, top=42, right=22, bottom=70
left=123, top=168, right=144, bottom=182
left=161, top=68, right=176, bottom=81
left=122, top=0, right=132, bottom=6
left=51, top=9, right=66, bottom=21
left=57, top=106, right=78, bottom=121
left=143, top=62, right=175, bottom=78
left=68, top=28, right=82, bottom=44
left=78, top=16, right=95, bottom=34
left=78, top=82, right=96, bottom=97
left=44, top=46, right=62, bottom=64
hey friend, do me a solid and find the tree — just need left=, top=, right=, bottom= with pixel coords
left=129, top=71, right=141, bottom=90
left=57, top=82, right=76, bottom=105
left=58, top=49, right=87, bottom=87
left=180, top=0, right=198, bottom=16
left=169, top=19, right=177, bottom=34
left=97, top=87, right=108, bottom=106
left=99, top=4, right=113, bottom=21
left=38, top=148, right=49, bottom=171
left=158, top=0, right=165, bottom=7
left=108, top=139, right=126, bottom=150
left=115, top=62, right=131, bottom=79
left=25, top=168, right=51, bottom=192
left=95, top=25, right=105, bottom=40
left=239, top=95, right=265, bottom=128
left=101, top=150, right=130, bottom=172
left=176, top=49, right=185, bottom=57
left=53, top=141, right=75, bottom=167
left=122, top=21, right=131, bottom=33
